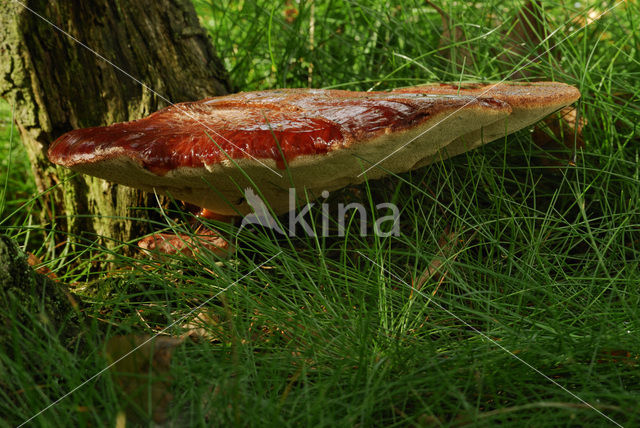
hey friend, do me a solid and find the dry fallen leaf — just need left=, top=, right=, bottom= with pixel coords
left=283, top=0, right=299, bottom=23
left=27, top=252, right=58, bottom=280
left=597, top=349, right=638, bottom=366
left=533, top=106, right=585, bottom=148
left=107, top=335, right=184, bottom=424
left=180, top=308, right=226, bottom=342
left=533, top=106, right=586, bottom=168
left=26, top=252, right=81, bottom=309
left=413, top=226, right=477, bottom=297
left=414, top=226, right=456, bottom=293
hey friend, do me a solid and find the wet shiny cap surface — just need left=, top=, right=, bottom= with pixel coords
left=48, top=88, right=507, bottom=174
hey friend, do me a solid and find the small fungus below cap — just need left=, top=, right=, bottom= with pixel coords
left=137, top=230, right=233, bottom=260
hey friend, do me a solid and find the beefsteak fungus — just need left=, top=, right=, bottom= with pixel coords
left=48, top=84, right=578, bottom=216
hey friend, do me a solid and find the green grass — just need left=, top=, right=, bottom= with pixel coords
left=2, top=0, right=640, bottom=426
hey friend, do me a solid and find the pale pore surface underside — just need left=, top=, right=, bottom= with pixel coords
left=395, top=82, right=581, bottom=168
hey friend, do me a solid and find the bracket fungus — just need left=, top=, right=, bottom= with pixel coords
left=49, top=83, right=579, bottom=219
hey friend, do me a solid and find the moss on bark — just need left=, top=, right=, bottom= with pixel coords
left=0, top=234, right=81, bottom=349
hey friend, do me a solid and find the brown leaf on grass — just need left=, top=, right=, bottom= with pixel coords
left=26, top=252, right=81, bottom=309
left=412, top=224, right=479, bottom=298
left=425, top=1, right=474, bottom=69
left=180, top=308, right=227, bottom=342
left=533, top=106, right=585, bottom=148
left=533, top=106, right=586, bottom=167
left=569, top=6, right=609, bottom=27
left=414, top=226, right=456, bottom=291
left=597, top=349, right=638, bottom=366
left=413, top=226, right=475, bottom=297
left=107, top=335, right=184, bottom=424
left=115, top=411, right=127, bottom=428
left=417, top=413, right=441, bottom=426
left=27, top=252, right=57, bottom=280
left=283, top=0, right=299, bottom=23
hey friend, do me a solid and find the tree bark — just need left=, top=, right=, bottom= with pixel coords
left=0, top=234, right=81, bottom=350
left=0, top=0, right=231, bottom=254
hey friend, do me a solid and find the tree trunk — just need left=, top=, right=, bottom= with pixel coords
left=0, top=0, right=231, bottom=255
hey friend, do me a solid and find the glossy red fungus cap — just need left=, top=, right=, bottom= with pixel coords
left=49, top=89, right=510, bottom=173
left=49, top=88, right=516, bottom=215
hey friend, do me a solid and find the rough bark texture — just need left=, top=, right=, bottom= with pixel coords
left=0, top=0, right=231, bottom=253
